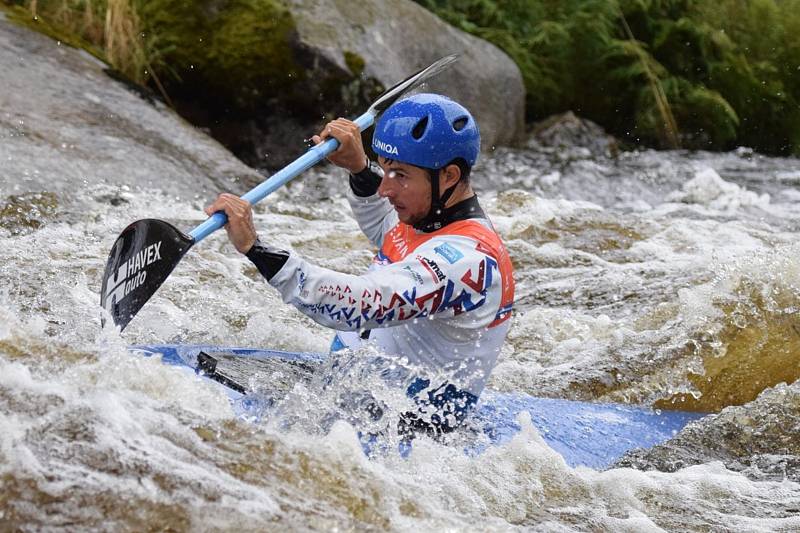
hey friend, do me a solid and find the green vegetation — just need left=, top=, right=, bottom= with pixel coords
left=2, top=0, right=168, bottom=99
left=344, top=51, right=366, bottom=77
left=415, top=0, right=800, bottom=154
left=136, top=0, right=300, bottom=111
left=3, top=0, right=798, bottom=155
left=2, top=0, right=299, bottom=110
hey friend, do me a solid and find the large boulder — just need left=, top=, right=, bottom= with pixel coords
left=0, top=13, right=263, bottom=206
left=528, top=112, right=620, bottom=158
left=135, top=0, right=526, bottom=168
left=286, top=0, right=526, bottom=152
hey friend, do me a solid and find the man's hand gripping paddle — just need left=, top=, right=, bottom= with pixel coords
left=100, top=55, right=458, bottom=331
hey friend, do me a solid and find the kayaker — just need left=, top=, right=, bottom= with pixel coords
left=206, top=94, right=515, bottom=439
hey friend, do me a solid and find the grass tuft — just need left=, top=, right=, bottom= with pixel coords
left=7, top=0, right=171, bottom=104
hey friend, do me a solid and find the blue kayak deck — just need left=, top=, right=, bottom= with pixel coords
left=129, top=344, right=705, bottom=469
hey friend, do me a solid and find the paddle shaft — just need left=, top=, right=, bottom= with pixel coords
left=189, top=112, right=375, bottom=242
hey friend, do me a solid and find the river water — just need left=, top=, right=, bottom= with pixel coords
left=3, top=142, right=800, bottom=531
left=3, top=14, right=800, bottom=532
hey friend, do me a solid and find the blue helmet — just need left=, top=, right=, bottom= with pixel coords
left=372, top=93, right=480, bottom=169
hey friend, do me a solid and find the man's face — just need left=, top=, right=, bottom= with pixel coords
left=377, top=157, right=434, bottom=226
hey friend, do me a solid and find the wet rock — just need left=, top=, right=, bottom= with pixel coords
left=615, top=381, right=800, bottom=481
left=285, top=0, right=526, bottom=153
left=0, top=16, right=264, bottom=207
left=0, top=192, right=58, bottom=235
left=528, top=112, right=619, bottom=158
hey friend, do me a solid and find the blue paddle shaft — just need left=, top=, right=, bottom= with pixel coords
left=189, top=112, right=376, bottom=242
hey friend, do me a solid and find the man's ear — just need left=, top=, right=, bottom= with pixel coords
left=440, top=163, right=462, bottom=189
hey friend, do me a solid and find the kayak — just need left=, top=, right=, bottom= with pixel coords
left=128, top=344, right=705, bottom=469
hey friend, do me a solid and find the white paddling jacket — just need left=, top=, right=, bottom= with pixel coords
left=261, top=187, right=515, bottom=396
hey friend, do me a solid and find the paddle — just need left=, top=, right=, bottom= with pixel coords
left=100, top=54, right=459, bottom=330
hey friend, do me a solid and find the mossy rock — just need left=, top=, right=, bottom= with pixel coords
left=138, top=0, right=302, bottom=111
left=343, top=50, right=365, bottom=77
left=0, top=192, right=58, bottom=235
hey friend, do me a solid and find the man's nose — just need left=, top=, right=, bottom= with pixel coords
left=377, top=175, right=395, bottom=198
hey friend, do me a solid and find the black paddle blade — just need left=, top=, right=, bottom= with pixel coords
left=367, top=54, right=459, bottom=115
left=100, top=219, right=194, bottom=330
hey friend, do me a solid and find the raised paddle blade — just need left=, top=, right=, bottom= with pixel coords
left=367, top=54, right=459, bottom=116
left=101, top=219, right=194, bottom=330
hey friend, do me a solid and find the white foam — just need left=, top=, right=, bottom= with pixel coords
left=665, top=166, right=770, bottom=211
left=3, top=145, right=800, bottom=529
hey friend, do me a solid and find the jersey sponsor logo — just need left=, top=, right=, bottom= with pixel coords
left=103, top=241, right=162, bottom=310
left=388, top=226, right=409, bottom=258
left=434, top=243, right=463, bottom=264
left=416, top=255, right=445, bottom=283
left=403, top=265, right=425, bottom=286
left=373, top=138, right=399, bottom=156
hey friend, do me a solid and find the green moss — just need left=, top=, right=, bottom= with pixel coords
left=137, top=0, right=301, bottom=111
left=0, top=192, right=59, bottom=235
left=343, top=50, right=365, bottom=76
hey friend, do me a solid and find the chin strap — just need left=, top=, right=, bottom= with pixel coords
left=413, top=168, right=460, bottom=232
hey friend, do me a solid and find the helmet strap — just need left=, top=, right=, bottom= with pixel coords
left=412, top=168, right=459, bottom=232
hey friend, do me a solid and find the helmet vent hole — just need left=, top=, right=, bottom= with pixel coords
left=411, top=116, right=429, bottom=140
left=453, top=117, right=469, bottom=131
